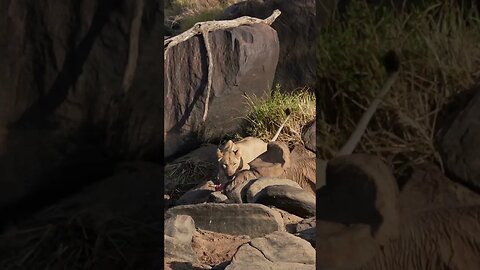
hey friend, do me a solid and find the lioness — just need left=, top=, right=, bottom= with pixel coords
left=222, top=50, right=401, bottom=194
left=216, top=109, right=292, bottom=183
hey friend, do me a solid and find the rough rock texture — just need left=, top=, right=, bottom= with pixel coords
left=245, top=177, right=302, bottom=203
left=226, top=231, right=315, bottom=270
left=221, top=0, right=316, bottom=91
left=436, top=87, right=480, bottom=189
left=295, top=217, right=316, bottom=247
left=302, top=119, right=316, bottom=152
left=164, top=235, right=199, bottom=264
left=165, top=215, right=196, bottom=244
left=165, top=203, right=285, bottom=238
left=254, top=185, right=316, bottom=218
left=208, top=191, right=229, bottom=203
left=0, top=0, right=163, bottom=223
left=272, top=208, right=304, bottom=233
left=164, top=23, right=279, bottom=158
left=175, top=181, right=216, bottom=206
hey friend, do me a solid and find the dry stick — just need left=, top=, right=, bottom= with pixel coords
left=164, top=9, right=281, bottom=56
left=164, top=9, right=282, bottom=121
left=336, top=71, right=399, bottom=156
left=121, top=0, right=144, bottom=96
left=201, top=29, right=214, bottom=121
left=271, top=108, right=292, bottom=142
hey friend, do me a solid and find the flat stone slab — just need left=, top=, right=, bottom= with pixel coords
left=225, top=231, right=315, bottom=269
left=165, top=203, right=284, bottom=238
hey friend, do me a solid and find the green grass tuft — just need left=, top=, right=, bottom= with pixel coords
left=243, top=85, right=316, bottom=148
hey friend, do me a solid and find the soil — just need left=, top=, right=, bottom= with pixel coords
left=191, top=229, right=251, bottom=266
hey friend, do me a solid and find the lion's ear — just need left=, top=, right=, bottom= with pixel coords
left=216, top=148, right=223, bottom=160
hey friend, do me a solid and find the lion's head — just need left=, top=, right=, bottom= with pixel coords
left=216, top=140, right=244, bottom=182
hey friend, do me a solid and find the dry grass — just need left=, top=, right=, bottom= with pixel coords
left=0, top=213, right=162, bottom=270
left=316, top=0, right=480, bottom=173
left=243, top=86, right=316, bottom=148
left=164, top=160, right=217, bottom=197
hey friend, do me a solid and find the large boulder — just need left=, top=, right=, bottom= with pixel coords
left=254, top=185, right=316, bottom=218
left=246, top=177, right=302, bottom=203
left=436, top=86, right=480, bottom=189
left=164, top=23, right=279, bottom=157
left=220, top=0, right=316, bottom=91
left=165, top=203, right=285, bottom=238
left=225, top=231, right=316, bottom=270
left=0, top=0, right=163, bottom=223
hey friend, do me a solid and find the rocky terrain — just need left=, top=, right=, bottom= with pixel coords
left=1, top=0, right=480, bottom=269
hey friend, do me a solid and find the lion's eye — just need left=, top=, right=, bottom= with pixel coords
left=222, top=164, right=227, bottom=168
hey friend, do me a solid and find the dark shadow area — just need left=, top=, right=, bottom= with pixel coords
left=316, top=165, right=383, bottom=234
left=11, top=0, right=120, bottom=129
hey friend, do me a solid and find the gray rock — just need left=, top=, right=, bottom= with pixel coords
left=0, top=0, right=164, bottom=222
left=254, top=185, right=316, bottom=218
left=175, top=181, right=216, bottom=206
left=437, top=87, right=480, bottom=188
left=295, top=217, right=316, bottom=247
left=164, top=235, right=198, bottom=264
left=165, top=23, right=279, bottom=157
left=225, top=177, right=257, bottom=203
left=296, top=217, right=316, bottom=232
left=164, top=215, right=195, bottom=244
left=220, top=0, right=316, bottom=91
left=302, top=120, right=316, bottom=152
left=165, top=203, right=284, bottom=238
left=225, top=231, right=315, bottom=269
left=246, top=177, right=302, bottom=203
left=208, top=191, right=229, bottom=203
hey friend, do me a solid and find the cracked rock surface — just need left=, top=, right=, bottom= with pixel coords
left=225, top=231, right=315, bottom=269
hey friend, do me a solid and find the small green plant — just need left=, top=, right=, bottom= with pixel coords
left=243, top=85, right=316, bottom=148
